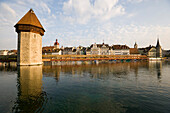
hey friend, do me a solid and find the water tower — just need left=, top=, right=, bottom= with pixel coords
left=14, top=9, right=45, bottom=65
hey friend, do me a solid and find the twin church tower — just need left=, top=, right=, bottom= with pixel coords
left=14, top=9, right=45, bottom=65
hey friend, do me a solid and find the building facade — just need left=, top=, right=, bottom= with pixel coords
left=138, top=39, right=162, bottom=58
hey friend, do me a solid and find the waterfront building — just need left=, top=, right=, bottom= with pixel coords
left=138, top=45, right=156, bottom=57
left=100, top=43, right=110, bottom=55
left=90, top=43, right=109, bottom=55
left=129, top=42, right=140, bottom=56
left=0, top=50, right=8, bottom=55
left=110, top=45, right=130, bottom=55
left=76, top=46, right=86, bottom=55
left=148, top=47, right=157, bottom=58
left=86, top=43, right=130, bottom=55
left=63, top=47, right=76, bottom=55
left=138, top=39, right=162, bottom=58
left=90, top=43, right=100, bottom=55
left=130, top=48, right=140, bottom=56
left=42, top=39, right=62, bottom=55
left=14, top=9, right=45, bottom=65
left=86, top=47, right=91, bottom=55
left=162, top=50, right=170, bottom=57
left=42, top=46, right=62, bottom=55
left=8, top=50, right=17, bottom=55
left=62, top=46, right=86, bottom=55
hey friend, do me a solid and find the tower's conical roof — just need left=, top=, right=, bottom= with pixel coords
left=15, top=9, right=45, bottom=31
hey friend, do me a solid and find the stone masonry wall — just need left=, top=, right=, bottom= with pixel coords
left=18, top=32, right=42, bottom=65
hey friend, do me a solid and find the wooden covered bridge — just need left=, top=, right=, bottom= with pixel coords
left=0, top=55, right=148, bottom=65
left=42, top=55, right=148, bottom=62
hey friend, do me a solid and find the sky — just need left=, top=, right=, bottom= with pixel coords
left=0, top=0, right=170, bottom=50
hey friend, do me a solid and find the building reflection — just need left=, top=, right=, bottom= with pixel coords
left=0, top=62, right=17, bottom=71
left=42, top=62, right=148, bottom=81
left=149, top=61, right=162, bottom=81
left=12, top=65, right=47, bottom=112
left=156, top=61, right=162, bottom=80
left=43, top=66, right=61, bottom=82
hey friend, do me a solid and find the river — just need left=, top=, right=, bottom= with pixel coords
left=0, top=61, right=170, bottom=113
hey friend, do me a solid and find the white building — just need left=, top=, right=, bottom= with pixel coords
left=90, top=43, right=109, bottom=55
left=110, top=45, right=130, bottom=55
left=0, top=50, right=8, bottom=55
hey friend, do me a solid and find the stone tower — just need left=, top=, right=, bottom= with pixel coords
left=134, top=42, right=138, bottom=49
left=14, top=9, right=45, bottom=65
left=156, top=38, right=162, bottom=58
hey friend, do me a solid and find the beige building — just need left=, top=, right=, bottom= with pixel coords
left=90, top=43, right=109, bottom=55
left=14, top=9, right=45, bottom=65
left=0, top=50, right=8, bottom=55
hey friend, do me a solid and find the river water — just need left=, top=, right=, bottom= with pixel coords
left=0, top=61, right=170, bottom=113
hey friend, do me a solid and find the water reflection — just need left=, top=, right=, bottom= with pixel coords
left=148, top=61, right=162, bottom=81
left=12, top=65, right=47, bottom=113
left=41, top=62, right=168, bottom=113
left=43, top=62, right=148, bottom=81
left=0, top=62, right=17, bottom=71
left=0, top=61, right=167, bottom=113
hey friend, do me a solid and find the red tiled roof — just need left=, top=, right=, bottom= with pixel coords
left=113, top=45, right=130, bottom=49
left=130, top=48, right=140, bottom=54
left=42, top=46, right=55, bottom=49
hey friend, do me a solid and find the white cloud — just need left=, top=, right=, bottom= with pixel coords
left=127, top=13, right=136, bottom=18
left=1, top=3, right=16, bottom=17
left=40, top=2, right=51, bottom=14
left=128, top=0, right=144, bottom=3
left=63, top=0, right=125, bottom=24
left=56, top=23, right=170, bottom=49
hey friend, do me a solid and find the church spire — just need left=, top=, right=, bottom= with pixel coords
left=134, top=41, right=138, bottom=49
left=156, top=38, right=160, bottom=48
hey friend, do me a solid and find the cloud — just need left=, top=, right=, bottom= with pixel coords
left=40, top=2, right=51, bottom=14
left=1, top=3, right=16, bottom=17
left=128, top=0, right=144, bottom=3
left=55, top=23, right=170, bottom=49
left=62, top=0, right=125, bottom=24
